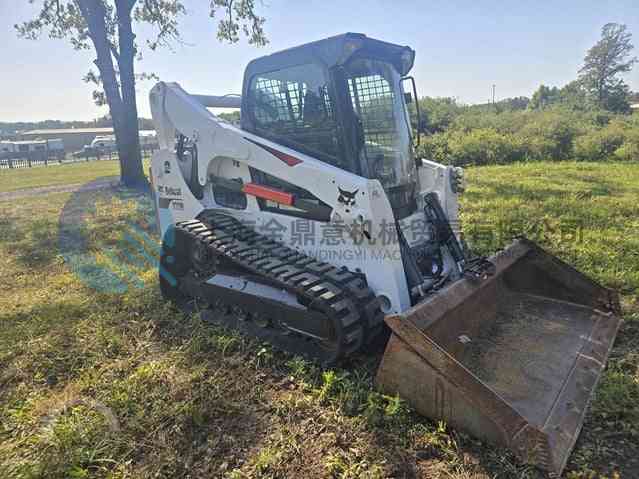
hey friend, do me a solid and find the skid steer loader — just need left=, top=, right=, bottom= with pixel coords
left=149, top=33, right=621, bottom=476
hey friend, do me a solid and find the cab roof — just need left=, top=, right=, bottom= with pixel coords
left=242, top=32, right=415, bottom=88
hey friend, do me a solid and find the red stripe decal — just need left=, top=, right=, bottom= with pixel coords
left=245, top=138, right=303, bottom=166
left=242, top=183, right=294, bottom=206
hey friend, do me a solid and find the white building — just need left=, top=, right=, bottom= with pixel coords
left=1, top=139, right=64, bottom=154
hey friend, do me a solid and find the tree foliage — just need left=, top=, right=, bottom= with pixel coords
left=528, top=85, right=561, bottom=110
left=16, top=1, right=267, bottom=99
left=528, top=82, right=590, bottom=111
left=417, top=97, right=464, bottom=133
left=15, top=0, right=267, bottom=186
left=578, top=23, right=637, bottom=112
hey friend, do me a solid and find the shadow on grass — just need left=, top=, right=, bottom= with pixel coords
left=107, top=298, right=288, bottom=477
left=17, top=219, right=60, bottom=268
left=0, top=298, right=96, bottom=388
left=0, top=216, right=22, bottom=243
left=1, top=288, right=276, bottom=478
left=0, top=215, right=60, bottom=269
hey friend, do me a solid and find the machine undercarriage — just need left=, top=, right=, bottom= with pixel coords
left=161, top=212, right=384, bottom=364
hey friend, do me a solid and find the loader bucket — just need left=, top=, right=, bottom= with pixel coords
left=376, top=238, right=621, bottom=476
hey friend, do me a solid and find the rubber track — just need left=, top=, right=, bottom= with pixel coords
left=174, top=211, right=384, bottom=363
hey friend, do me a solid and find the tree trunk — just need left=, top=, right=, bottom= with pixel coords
left=78, top=0, right=146, bottom=188
left=115, top=1, right=146, bottom=187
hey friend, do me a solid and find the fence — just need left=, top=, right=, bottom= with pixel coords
left=0, top=145, right=157, bottom=170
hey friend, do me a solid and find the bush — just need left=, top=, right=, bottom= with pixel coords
left=417, top=97, right=465, bottom=133
left=420, top=128, right=526, bottom=166
left=417, top=132, right=450, bottom=164
left=574, top=119, right=637, bottom=161
left=519, top=134, right=558, bottom=161
left=518, top=109, right=586, bottom=160
left=415, top=105, right=639, bottom=165
left=612, top=124, right=639, bottom=161
left=452, top=110, right=530, bottom=134
left=613, top=140, right=639, bottom=161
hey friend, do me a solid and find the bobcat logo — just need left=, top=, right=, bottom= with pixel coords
left=338, top=187, right=358, bottom=207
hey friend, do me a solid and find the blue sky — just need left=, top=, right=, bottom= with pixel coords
left=1, top=0, right=638, bottom=122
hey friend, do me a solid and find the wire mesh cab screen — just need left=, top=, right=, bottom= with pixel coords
left=345, top=58, right=413, bottom=191
left=246, top=63, right=343, bottom=168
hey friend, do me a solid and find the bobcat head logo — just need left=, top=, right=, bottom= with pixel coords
left=338, top=187, right=358, bottom=207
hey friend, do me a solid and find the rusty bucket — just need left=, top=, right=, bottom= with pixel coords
left=376, top=238, right=621, bottom=476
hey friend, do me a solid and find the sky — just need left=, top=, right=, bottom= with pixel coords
left=1, top=0, right=638, bottom=122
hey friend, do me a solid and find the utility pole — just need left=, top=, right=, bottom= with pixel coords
left=492, top=84, right=496, bottom=105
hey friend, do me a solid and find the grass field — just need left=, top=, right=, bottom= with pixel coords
left=0, top=159, right=121, bottom=192
left=0, top=161, right=637, bottom=478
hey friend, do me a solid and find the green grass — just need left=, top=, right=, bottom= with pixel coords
left=0, top=161, right=637, bottom=479
left=0, top=160, right=121, bottom=192
left=462, top=161, right=639, bottom=294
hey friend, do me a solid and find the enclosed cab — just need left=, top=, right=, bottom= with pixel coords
left=240, top=33, right=420, bottom=219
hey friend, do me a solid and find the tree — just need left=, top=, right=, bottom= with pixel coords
left=578, top=23, right=637, bottom=113
left=497, top=96, right=529, bottom=111
left=528, top=85, right=561, bottom=110
left=528, top=82, right=592, bottom=111
left=557, top=81, right=590, bottom=111
left=16, top=1, right=267, bottom=187
left=417, top=97, right=464, bottom=133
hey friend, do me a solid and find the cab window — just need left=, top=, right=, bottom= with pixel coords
left=247, top=63, right=343, bottom=168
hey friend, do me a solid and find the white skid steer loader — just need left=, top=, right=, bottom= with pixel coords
left=149, top=33, right=621, bottom=476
